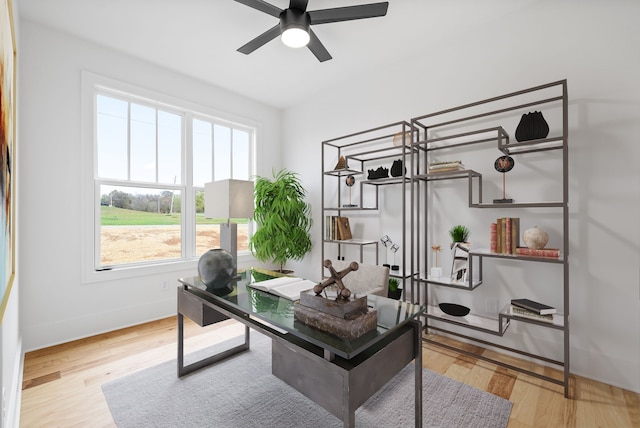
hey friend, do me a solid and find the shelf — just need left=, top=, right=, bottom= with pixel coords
left=414, top=169, right=481, bottom=182
left=324, top=238, right=377, bottom=246
left=389, top=269, right=413, bottom=279
left=324, top=168, right=362, bottom=177
left=418, top=127, right=509, bottom=152
left=470, top=201, right=564, bottom=209
left=360, top=176, right=409, bottom=186
left=323, top=206, right=379, bottom=211
left=425, top=305, right=509, bottom=336
left=498, top=136, right=565, bottom=155
left=415, top=273, right=482, bottom=290
left=500, top=304, right=565, bottom=330
left=470, top=248, right=564, bottom=263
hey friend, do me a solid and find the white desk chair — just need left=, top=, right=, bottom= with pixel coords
left=325, top=260, right=390, bottom=297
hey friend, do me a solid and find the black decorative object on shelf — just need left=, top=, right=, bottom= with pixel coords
left=438, top=303, right=471, bottom=317
left=493, top=155, right=515, bottom=203
left=515, top=111, right=549, bottom=142
left=367, top=166, right=389, bottom=180
left=390, top=159, right=406, bottom=177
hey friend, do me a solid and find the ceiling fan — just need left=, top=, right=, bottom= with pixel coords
left=234, top=0, right=389, bottom=62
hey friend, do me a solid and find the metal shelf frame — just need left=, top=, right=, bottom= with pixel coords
left=409, top=80, right=571, bottom=397
left=321, top=121, right=416, bottom=300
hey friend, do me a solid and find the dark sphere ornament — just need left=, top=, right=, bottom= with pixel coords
left=494, top=155, right=515, bottom=173
left=345, top=175, right=356, bottom=187
left=198, top=249, right=236, bottom=295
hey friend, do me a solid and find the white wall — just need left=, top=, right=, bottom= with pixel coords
left=18, top=20, right=282, bottom=351
left=283, top=0, right=640, bottom=393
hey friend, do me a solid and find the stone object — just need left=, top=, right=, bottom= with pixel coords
left=523, top=226, right=549, bottom=250
left=300, top=290, right=368, bottom=319
left=294, top=301, right=378, bottom=340
left=197, top=249, right=236, bottom=294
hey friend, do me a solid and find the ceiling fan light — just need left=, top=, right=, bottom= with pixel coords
left=281, top=28, right=310, bottom=48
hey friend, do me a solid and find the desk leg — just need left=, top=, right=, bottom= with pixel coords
left=413, top=320, right=423, bottom=428
left=177, top=312, right=251, bottom=377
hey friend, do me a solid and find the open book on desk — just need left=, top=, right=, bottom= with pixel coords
left=248, top=276, right=317, bottom=301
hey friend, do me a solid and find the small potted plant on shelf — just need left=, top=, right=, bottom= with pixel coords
left=387, top=278, right=402, bottom=300
left=448, top=224, right=470, bottom=247
left=449, top=225, right=471, bottom=283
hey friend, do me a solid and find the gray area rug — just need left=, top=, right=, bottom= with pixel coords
left=102, top=333, right=512, bottom=428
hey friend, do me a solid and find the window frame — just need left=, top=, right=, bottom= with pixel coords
left=81, top=71, right=258, bottom=283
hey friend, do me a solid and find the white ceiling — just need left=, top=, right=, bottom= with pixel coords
left=17, top=0, right=535, bottom=109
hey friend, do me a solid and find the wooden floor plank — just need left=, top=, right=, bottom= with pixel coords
left=20, top=318, right=640, bottom=428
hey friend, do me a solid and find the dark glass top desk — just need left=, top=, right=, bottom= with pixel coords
left=177, top=270, right=425, bottom=428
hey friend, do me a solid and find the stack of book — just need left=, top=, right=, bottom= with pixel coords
left=428, top=160, right=465, bottom=173
left=510, top=298, right=556, bottom=323
left=515, top=247, right=560, bottom=258
left=490, top=217, right=520, bottom=254
left=325, top=216, right=352, bottom=241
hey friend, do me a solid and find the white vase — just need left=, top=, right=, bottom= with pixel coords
left=523, top=226, right=549, bottom=250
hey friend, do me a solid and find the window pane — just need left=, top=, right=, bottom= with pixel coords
left=233, top=129, right=250, bottom=180
left=158, top=111, right=182, bottom=185
left=214, top=124, right=231, bottom=181
left=130, top=103, right=156, bottom=182
left=100, top=185, right=182, bottom=266
left=97, top=95, right=128, bottom=179
left=192, top=119, right=212, bottom=188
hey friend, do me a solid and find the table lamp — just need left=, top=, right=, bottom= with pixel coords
left=204, top=179, right=254, bottom=265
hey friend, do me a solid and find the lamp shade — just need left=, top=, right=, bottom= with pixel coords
left=204, top=179, right=254, bottom=220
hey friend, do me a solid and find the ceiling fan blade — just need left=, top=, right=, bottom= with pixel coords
left=234, top=0, right=282, bottom=18
left=308, top=2, right=388, bottom=25
left=237, top=24, right=281, bottom=55
left=307, top=29, right=332, bottom=62
left=289, top=0, right=308, bottom=11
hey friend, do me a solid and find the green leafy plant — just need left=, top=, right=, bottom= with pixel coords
left=249, top=169, right=313, bottom=273
left=388, top=278, right=400, bottom=292
left=449, top=225, right=470, bottom=243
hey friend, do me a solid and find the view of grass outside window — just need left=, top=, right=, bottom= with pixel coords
left=96, top=92, right=253, bottom=269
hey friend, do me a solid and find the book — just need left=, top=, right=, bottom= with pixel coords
left=336, top=216, right=352, bottom=240
left=511, top=298, right=556, bottom=315
left=510, top=218, right=520, bottom=255
left=505, top=217, right=512, bottom=254
left=509, top=305, right=554, bottom=323
left=248, top=276, right=317, bottom=301
left=515, top=247, right=559, bottom=258
left=490, top=222, right=497, bottom=253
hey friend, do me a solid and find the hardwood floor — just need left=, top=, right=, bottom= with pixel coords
left=21, top=317, right=639, bottom=428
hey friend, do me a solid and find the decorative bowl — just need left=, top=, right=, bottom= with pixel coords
left=438, top=303, right=471, bottom=317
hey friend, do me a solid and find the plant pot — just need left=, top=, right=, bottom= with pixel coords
left=387, top=288, right=402, bottom=300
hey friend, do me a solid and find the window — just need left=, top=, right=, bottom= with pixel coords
left=89, top=81, right=255, bottom=274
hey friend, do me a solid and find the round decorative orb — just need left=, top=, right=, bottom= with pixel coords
left=198, top=249, right=235, bottom=292
left=522, top=226, right=549, bottom=250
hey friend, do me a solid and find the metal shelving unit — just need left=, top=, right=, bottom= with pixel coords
left=410, top=80, right=571, bottom=397
left=321, top=122, right=415, bottom=300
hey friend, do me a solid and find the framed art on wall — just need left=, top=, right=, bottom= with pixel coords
left=0, top=0, right=15, bottom=322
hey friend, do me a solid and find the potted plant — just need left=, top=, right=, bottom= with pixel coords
left=448, top=225, right=470, bottom=283
left=387, top=278, right=402, bottom=300
left=448, top=224, right=470, bottom=246
left=249, top=169, right=313, bottom=273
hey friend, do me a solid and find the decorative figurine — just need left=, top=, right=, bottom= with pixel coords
left=390, top=243, right=400, bottom=271
left=430, top=245, right=442, bottom=278
left=343, top=174, right=358, bottom=207
left=313, top=259, right=356, bottom=301
left=493, top=155, right=515, bottom=203
left=380, top=235, right=392, bottom=268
